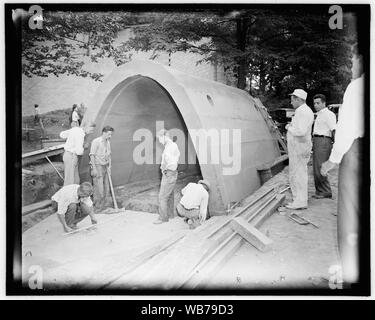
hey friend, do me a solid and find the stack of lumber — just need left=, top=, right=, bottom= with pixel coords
left=104, top=185, right=286, bottom=290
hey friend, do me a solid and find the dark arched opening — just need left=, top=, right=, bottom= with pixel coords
left=80, top=75, right=201, bottom=189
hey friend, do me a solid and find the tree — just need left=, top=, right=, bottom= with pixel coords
left=124, top=7, right=352, bottom=105
left=21, top=11, right=150, bottom=80
left=20, top=7, right=354, bottom=107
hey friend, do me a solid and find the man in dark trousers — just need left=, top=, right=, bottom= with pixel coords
left=312, top=94, right=336, bottom=199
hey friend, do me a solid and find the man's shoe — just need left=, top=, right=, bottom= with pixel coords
left=285, top=204, right=307, bottom=210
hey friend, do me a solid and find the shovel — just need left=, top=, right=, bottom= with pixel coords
left=103, top=166, right=125, bottom=214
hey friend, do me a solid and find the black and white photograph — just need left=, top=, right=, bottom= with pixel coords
left=4, top=1, right=371, bottom=299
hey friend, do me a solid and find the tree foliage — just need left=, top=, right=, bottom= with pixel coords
left=21, top=11, right=150, bottom=80
left=125, top=8, right=353, bottom=106
left=21, top=8, right=354, bottom=107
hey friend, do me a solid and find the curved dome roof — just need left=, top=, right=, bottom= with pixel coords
left=80, top=60, right=280, bottom=215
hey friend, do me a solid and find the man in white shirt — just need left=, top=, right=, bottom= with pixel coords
left=285, top=89, right=314, bottom=210
left=89, top=125, right=114, bottom=211
left=177, top=180, right=210, bottom=229
left=312, top=94, right=336, bottom=199
left=51, top=182, right=97, bottom=233
left=60, top=123, right=86, bottom=186
left=154, top=129, right=180, bottom=224
left=321, top=42, right=366, bottom=286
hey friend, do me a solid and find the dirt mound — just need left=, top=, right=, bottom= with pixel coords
left=116, top=173, right=202, bottom=215
left=22, top=162, right=64, bottom=206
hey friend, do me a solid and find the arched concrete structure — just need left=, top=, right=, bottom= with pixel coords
left=80, top=60, right=281, bottom=215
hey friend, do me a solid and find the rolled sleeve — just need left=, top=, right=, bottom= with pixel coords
left=59, top=130, right=69, bottom=139
left=327, top=112, right=337, bottom=131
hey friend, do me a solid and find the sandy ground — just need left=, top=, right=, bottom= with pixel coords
left=22, top=210, right=190, bottom=289
left=210, top=165, right=340, bottom=290
left=22, top=164, right=340, bottom=292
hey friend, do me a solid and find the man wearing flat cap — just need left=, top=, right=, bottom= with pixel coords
left=51, top=182, right=98, bottom=233
left=176, top=180, right=210, bottom=229
left=285, top=89, right=314, bottom=210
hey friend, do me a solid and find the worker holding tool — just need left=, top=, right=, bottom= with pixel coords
left=285, top=89, right=314, bottom=210
left=176, top=180, right=210, bottom=229
left=89, top=125, right=114, bottom=212
left=154, top=129, right=180, bottom=224
left=60, top=122, right=89, bottom=186
left=312, top=93, right=336, bottom=199
left=51, top=182, right=97, bottom=233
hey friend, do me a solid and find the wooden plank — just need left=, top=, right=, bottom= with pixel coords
left=183, top=234, right=244, bottom=289
left=252, top=194, right=286, bottom=228
left=22, top=146, right=65, bottom=166
left=230, top=217, right=273, bottom=252
left=182, top=194, right=285, bottom=289
left=41, top=138, right=66, bottom=149
left=22, top=144, right=65, bottom=158
left=206, top=186, right=276, bottom=239
left=101, top=231, right=187, bottom=289
left=22, top=200, right=53, bottom=216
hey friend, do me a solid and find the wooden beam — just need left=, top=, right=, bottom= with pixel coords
left=22, top=200, right=53, bottom=216
left=184, top=234, right=244, bottom=290
left=22, top=144, right=65, bottom=166
left=206, top=186, right=276, bottom=239
left=101, top=231, right=187, bottom=289
left=230, top=217, right=273, bottom=252
left=251, top=194, right=285, bottom=228
left=181, top=193, right=285, bottom=289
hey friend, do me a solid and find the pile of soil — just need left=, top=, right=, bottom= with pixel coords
left=22, top=162, right=64, bottom=206
left=115, top=171, right=203, bottom=215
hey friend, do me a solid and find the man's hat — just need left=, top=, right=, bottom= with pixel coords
left=198, top=180, right=210, bottom=191
left=77, top=182, right=93, bottom=198
left=288, top=89, right=307, bottom=100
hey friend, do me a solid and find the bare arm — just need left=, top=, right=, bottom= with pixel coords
left=57, top=214, right=72, bottom=232
left=89, top=155, right=98, bottom=176
left=199, top=193, right=209, bottom=223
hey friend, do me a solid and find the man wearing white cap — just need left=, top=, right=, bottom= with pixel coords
left=176, top=180, right=210, bottom=229
left=285, top=89, right=314, bottom=210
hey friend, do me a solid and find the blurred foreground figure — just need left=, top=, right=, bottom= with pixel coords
left=321, top=42, right=365, bottom=286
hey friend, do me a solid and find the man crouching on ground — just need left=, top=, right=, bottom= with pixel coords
left=51, top=182, right=97, bottom=233
left=176, top=180, right=210, bottom=229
